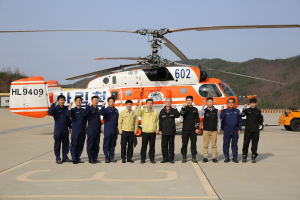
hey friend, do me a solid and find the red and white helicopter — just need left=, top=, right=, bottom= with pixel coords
left=5, top=24, right=299, bottom=135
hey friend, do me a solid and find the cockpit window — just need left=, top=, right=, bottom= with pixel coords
left=198, top=84, right=223, bottom=97
left=220, top=84, right=236, bottom=97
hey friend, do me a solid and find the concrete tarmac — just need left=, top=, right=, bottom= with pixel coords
left=0, top=108, right=299, bottom=200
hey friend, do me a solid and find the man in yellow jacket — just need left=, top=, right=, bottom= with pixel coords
left=118, top=100, right=138, bottom=163
left=136, top=99, right=159, bottom=164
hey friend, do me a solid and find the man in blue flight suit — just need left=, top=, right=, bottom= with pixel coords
left=220, top=98, right=242, bottom=163
left=48, top=95, right=72, bottom=164
left=66, top=96, right=87, bottom=164
left=83, top=96, right=101, bottom=164
left=100, top=97, right=119, bottom=163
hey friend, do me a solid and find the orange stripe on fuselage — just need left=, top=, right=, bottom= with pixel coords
left=10, top=107, right=49, bottom=110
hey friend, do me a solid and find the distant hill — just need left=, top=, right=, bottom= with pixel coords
left=0, top=67, right=27, bottom=93
left=2, top=56, right=300, bottom=109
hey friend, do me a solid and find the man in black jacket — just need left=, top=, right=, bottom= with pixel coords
left=180, top=96, right=200, bottom=163
left=199, top=97, right=221, bottom=163
left=241, top=98, right=264, bottom=163
left=159, top=98, right=180, bottom=163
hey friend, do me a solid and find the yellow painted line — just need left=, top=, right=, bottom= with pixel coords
left=0, top=195, right=217, bottom=199
left=16, top=170, right=177, bottom=182
left=0, top=161, right=32, bottom=176
left=192, top=162, right=218, bottom=199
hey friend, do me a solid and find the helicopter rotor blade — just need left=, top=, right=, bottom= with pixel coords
left=65, top=62, right=141, bottom=80
left=173, top=62, right=286, bottom=85
left=162, top=36, right=188, bottom=61
left=94, top=57, right=150, bottom=61
left=0, top=29, right=138, bottom=33
left=168, top=24, right=300, bottom=33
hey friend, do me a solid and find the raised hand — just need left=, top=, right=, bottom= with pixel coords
left=139, top=100, right=142, bottom=106
left=183, top=103, right=186, bottom=108
left=87, top=103, right=91, bottom=106
left=68, top=102, right=73, bottom=110
left=54, top=100, right=57, bottom=104
left=244, top=104, right=247, bottom=110
left=172, top=105, right=176, bottom=109
left=102, top=101, right=106, bottom=107
left=202, top=104, right=205, bottom=108
left=221, top=105, right=224, bottom=110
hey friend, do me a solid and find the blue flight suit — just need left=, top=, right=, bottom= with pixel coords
left=48, top=103, right=72, bottom=161
left=100, top=106, right=119, bottom=159
left=66, top=107, right=87, bottom=162
left=83, top=105, right=101, bottom=161
left=220, top=108, right=242, bottom=159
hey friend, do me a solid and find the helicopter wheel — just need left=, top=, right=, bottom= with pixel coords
left=136, top=126, right=142, bottom=137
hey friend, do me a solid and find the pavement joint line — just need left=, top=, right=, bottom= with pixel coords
left=0, top=150, right=53, bottom=175
left=0, top=123, right=54, bottom=135
left=0, top=195, right=218, bottom=199
left=195, top=163, right=220, bottom=200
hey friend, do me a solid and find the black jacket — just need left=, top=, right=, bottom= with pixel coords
left=159, top=106, right=180, bottom=135
left=180, top=106, right=200, bottom=131
left=203, top=107, right=218, bottom=131
left=241, top=107, right=264, bottom=132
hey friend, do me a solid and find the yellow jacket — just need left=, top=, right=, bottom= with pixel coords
left=136, top=105, right=159, bottom=133
left=118, top=109, right=138, bottom=132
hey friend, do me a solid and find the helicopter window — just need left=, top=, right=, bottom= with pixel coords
left=111, top=91, right=118, bottom=99
left=112, top=76, right=116, bottom=84
left=103, top=77, right=109, bottom=84
left=220, top=84, right=236, bottom=97
left=180, top=88, right=187, bottom=94
left=125, top=90, right=132, bottom=96
left=198, top=84, right=222, bottom=97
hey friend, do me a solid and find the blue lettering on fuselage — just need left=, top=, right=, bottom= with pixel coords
left=60, top=91, right=106, bottom=108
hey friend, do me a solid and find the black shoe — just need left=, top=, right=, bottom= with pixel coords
left=212, top=159, right=218, bottom=163
left=77, top=160, right=84, bottom=163
left=202, top=158, right=208, bottom=163
left=62, top=158, right=72, bottom=162
left=73, top=161, right=78, bottom=164
left=150, top=160, right=156, bottom=164
left=110, top=157, right=117, bottom=163
left=94, top=159, right=101, bottom=163
left=105, top=158, right=110, bottom=163
left=127, top=158, right=134, bottom=163
left=242, top=155, right=247, bottom=163
left=140, top=160, right=145, bottom=164
left=252, top=154, right=258, bottom=163
left=56, top=160, right=62, bottom=164
left=182, top=155, right=187, bottom=163
left=224, top=158, right=230, bottom=163
left=122, top=159, right=126, bottom=163
left=192, top=155, right=198, bottom=163
left=232, top=158, right=239, bottom=163
left=160, top=158, right=169, bottom=163
left=170, top=160, right=175, bottom=164
left=89, top=160, right=96, bottom=164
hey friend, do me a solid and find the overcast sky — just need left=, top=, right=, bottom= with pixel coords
left=0, top=0, right=299, bottom=84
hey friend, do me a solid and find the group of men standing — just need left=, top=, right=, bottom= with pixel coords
left=48, top=94, right=263, bottom=164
